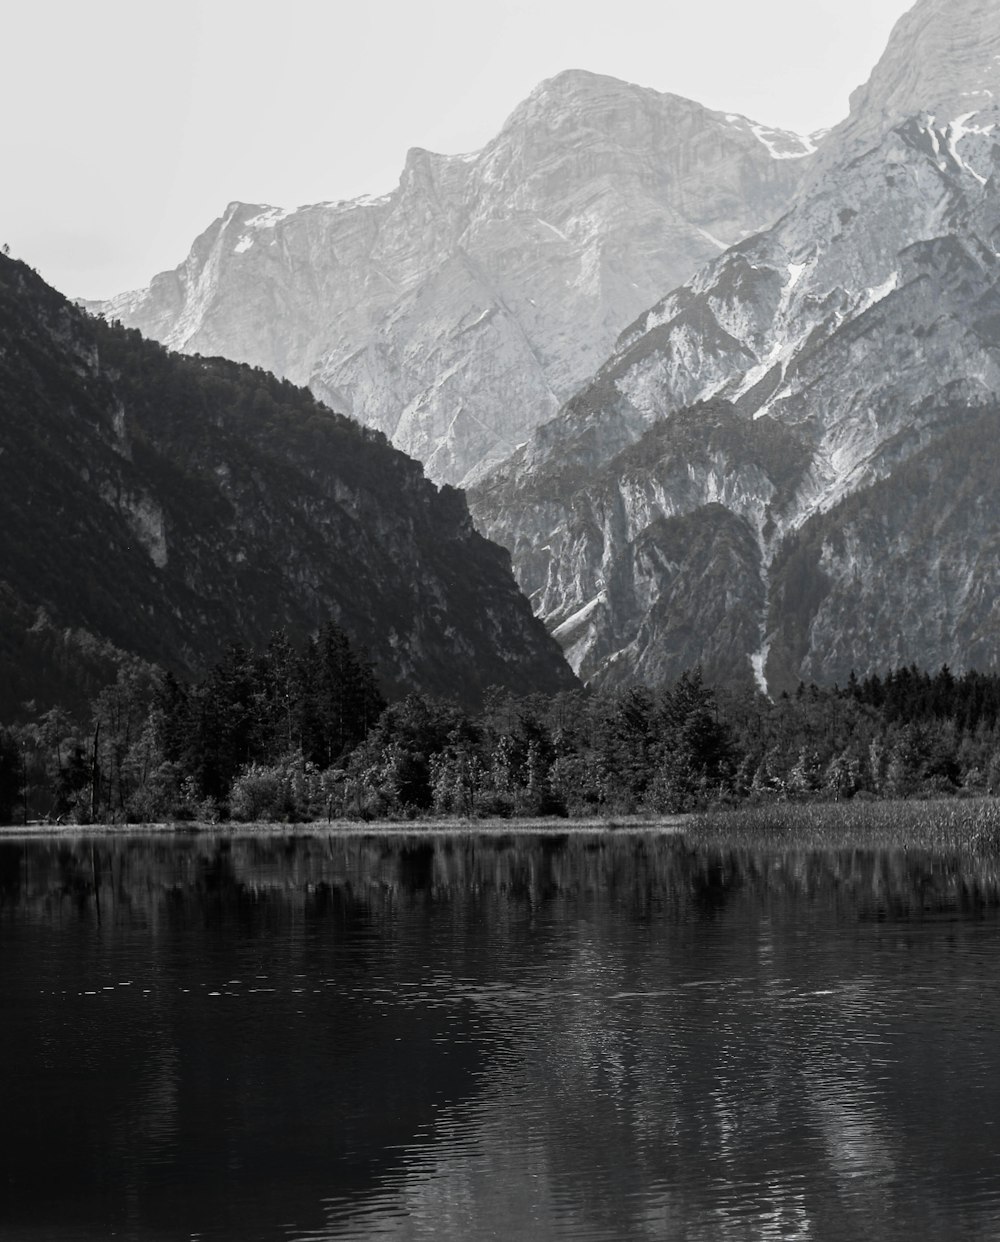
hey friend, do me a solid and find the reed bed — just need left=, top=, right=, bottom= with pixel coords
left=689, top=798, right=1000, bottom=853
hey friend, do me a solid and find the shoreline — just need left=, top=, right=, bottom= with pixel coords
left=0, top=814, right=689, bottom=840
left=2, top=798, right=1000, bottom=851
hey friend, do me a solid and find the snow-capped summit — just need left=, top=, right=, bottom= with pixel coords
left=92, top=71, right=812, bottom=486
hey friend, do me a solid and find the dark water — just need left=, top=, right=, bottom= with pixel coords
left=2, top=831, right=1000, bottom=1241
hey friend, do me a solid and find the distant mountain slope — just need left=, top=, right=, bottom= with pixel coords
left=766, top=402, right=1000, bottom=691
left=0, top=255, right=577, bottom=719
left=471, top=0, right=1000, bottom=692
left=90, top=70, right=813, bottom=485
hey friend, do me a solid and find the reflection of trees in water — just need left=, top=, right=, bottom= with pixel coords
left=4, top=832, right=1000, bottom=927
left=5, top=832, right=1000, bottom=1238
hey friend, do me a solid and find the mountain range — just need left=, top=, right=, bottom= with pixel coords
left=471, top=0, right=1000, bottom=693
left=32, top=0, right=1000, bottom=702
left=90, top=71, right=813, bottom=487
left=0, top=254, right=576, bottom=719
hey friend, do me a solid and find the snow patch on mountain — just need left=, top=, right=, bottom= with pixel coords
left=245, top=207, right=295, bottom=229
left=945, top=110, right=995, bottom=182
left=857, top=272, right=901, bottom=313
left=750, top=638, right=772, bottom=696
left=697, top=227, right=728, bottom=250
left=750, top=123, right=819, bottom=160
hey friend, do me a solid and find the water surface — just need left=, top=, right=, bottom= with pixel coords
left=2, top=830, right=999, bottom=1240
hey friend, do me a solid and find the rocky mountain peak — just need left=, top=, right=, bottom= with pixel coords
left=505, top=67, right=715, bottom=129
left=518, top=67, right=642, bottom=104
left=492, top=67, right=816, bottom=172
left=469, top=0, right=1000, bottom=696
left=822, top=0, right=1000, bottom=166
left=93, top=71, right=810, bottom=487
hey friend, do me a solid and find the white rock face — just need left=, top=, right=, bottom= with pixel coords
left=92, top=71, right=810, bottom=485
left=471, top=0, right=1000, bottom=691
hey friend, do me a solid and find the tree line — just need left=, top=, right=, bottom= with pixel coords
left=2, top=628, right=1000, bottom=825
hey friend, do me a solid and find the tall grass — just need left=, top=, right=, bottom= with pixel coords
left=690, top=798, right=1000, bottom=853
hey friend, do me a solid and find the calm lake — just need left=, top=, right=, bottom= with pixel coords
left=2, top=829, right=1000, bottom=1240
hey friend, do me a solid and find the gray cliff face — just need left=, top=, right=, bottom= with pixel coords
left=471, top=0, right=1000, bottom=691
left=819, top=0, right=1000, bottom=170
left=93, top=71, right=811, bottom=485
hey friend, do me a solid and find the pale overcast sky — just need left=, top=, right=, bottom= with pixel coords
left=4, top=0, right=912, bottom=299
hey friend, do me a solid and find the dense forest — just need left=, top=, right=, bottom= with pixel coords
left=3, top=623, right=1000, bottom=825
left=0, top=252, right=574, bottom=720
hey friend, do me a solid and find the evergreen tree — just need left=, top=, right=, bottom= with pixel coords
left=301, top=622, right=384, bottom=768
left=0, top=728, right=21, bottom=824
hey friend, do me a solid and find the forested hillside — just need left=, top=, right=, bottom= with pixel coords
left=0, top=254, right=576, bottom=719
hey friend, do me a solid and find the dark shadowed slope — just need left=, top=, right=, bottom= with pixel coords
left=0, top=255, right=577, bottom=719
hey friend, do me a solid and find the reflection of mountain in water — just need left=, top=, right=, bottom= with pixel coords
left=3, top=831, right=1000, bottom=1240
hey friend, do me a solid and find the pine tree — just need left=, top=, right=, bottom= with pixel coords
left=0, top=728, right=21, bottom=824
left=301, top=622, right=384, bottom=767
